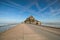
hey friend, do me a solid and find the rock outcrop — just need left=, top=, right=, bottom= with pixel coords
left=24, top=16, right=41, bottom=25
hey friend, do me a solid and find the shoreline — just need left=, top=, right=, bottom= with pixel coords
left=41, top=25, right=60, bottom=28
left=39, top=25, right=60, bottom=36
left=0, top=24, right=19, bottom=33
left=29, top=24, right=60, bottom=35
left=0, top=24, right=60, bottom=35
left=0, top=24, right=60, bottom=40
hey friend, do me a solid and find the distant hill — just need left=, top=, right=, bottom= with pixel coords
left=24, top=16, right=41, bottom=25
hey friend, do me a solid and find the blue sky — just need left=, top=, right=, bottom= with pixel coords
left=0, top=0, right=60, bottom=23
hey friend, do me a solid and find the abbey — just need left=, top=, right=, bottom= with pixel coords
left=24, top=16, right=41, bottom=25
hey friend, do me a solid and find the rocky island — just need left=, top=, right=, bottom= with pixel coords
left=24, top=16, right=41, bottom=25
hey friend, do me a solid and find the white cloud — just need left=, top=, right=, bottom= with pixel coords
left=35, top=1, right=42, bottom=11
left=7, top=0, right=35, bottom=11
left=34, top=0, right=58, bottom=18
left=37, top=0, right=58, bottom=14
left=49, top=7, right=60, bottom=16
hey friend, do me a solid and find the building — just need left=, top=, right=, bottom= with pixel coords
left=24, top=16, right=41, bottom=25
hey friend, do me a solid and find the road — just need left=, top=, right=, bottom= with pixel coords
left=0, top=24, right=60, bottom=40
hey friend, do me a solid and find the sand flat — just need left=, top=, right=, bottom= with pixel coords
left=0, top=24, right=24, bottom=40
left=0, top=23, right=60, bottom=40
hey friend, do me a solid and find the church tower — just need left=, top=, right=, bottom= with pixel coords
left=24, top=16, right=41, bottom=25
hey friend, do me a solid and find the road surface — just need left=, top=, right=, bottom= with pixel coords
left=0, top=24, right=60, bottom=40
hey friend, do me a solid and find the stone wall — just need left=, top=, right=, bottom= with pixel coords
left=24, top=16, right=41, bottom=25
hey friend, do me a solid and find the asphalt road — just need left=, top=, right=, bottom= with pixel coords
left=0, top=24, right=60, bottom=40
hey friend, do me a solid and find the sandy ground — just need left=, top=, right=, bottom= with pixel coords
left=41, top=25, right=60, bottom=35
left=0, top=23, right=60, bottom=40
left=31, top=24, right=60, bottom=35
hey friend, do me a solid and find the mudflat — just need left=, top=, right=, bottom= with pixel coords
left=0, top=23, right=60, bottom=40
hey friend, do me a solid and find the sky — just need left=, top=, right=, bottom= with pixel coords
left=0, top=0, right=60, bottom=23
